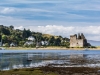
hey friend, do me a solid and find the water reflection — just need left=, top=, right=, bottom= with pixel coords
left=0, top=50, right=100, bottom=70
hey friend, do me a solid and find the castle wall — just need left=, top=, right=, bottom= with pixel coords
left=76, top=39, right=84, bottom=47
left=70, top=41, right=77, bottom=47
left=70, top=35, right=77, bottom=47
left=70, top=33, right=87, bottom=47
left=70, top=39, right=84, bottom=47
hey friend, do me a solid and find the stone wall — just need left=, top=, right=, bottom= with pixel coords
left=70, top=33, right=88, bottom=47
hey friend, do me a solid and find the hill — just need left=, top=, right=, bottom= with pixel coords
left=87, top=40, right=100, bottom=46
left=0, top=25, right=70, bottom=47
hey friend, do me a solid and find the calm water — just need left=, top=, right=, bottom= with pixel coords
left=0, top=49, right=100, bottom=70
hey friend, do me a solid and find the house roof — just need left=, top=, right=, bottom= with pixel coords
left=28, top=36, right=35, bottom=41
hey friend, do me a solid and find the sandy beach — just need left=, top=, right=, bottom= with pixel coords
left=4, top=46, right=100, bottom=50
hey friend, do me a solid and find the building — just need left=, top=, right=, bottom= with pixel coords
left=41, top=41, right=49, bottom=46
left=28, top=36, right=35, bottom=41
left=10, top=42, right=16, bottom=47
left=24, top=36, right=35, bottom=46
left=70, top=33, right=90, bottom=47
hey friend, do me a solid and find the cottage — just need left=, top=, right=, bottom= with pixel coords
left=24, top=41, right=33, bottom=45
left=28, top=36, right=35, bottom=41
left=10, top=42, right=16, bottom=47
left=24, top=36, right=35, bottom=46
left=41, top=41, right=49, bottom=46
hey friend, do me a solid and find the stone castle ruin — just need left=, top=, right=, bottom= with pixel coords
left=70, top=33, right=90, bottom=47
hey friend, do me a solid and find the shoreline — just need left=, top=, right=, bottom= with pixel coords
left=4, top=47, right=100, bottom=50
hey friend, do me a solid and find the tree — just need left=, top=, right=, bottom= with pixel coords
left=22, top=28, right=27, bottom=38
left=26, top=29, right=32, bottom=37
left=19, top=41, right=25, bottom=46
left=22, top=29, right=32, bottom=38
left=49, top=36, right=55, bottom=46
left=0, top=27, right=10, bottom=35
left=55, top=38, right=61, bottom=46
left=9, top=25, right=14, bottom=30
left=2, top=35, right=7, bottom=43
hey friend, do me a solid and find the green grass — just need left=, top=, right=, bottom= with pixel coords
left=0, top=66, right=99, bottom=75
left=0, top=68, right=58, bottom=75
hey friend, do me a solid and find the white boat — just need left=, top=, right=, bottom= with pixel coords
left=84, top=48, right=88, bottom=51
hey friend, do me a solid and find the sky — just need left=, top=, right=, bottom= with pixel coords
left=0, top=0, right=100, bottom=41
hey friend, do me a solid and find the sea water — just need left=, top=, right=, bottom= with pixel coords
left=0, top=49, right=100, bottom=70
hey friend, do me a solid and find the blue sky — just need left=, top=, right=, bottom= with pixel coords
left=0, top=0, right=100, bottom=41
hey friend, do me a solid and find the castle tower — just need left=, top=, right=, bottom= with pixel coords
left=81, top=33, right=85, bottom=39
left=70, top=33, right=88, bottom=47
left=70, top=34, right=77, bottom=47
left=78, top=33, right=81, bottom=39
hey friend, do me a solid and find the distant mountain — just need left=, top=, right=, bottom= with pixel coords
left=87, top=40, right=100, bottom=46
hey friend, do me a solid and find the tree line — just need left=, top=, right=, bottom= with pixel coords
left=0, top=25, right=70, bottom=47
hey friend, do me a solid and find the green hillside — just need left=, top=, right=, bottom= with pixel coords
left=0, top=25, right=69, bottom=47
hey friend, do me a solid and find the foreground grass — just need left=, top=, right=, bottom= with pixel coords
left=0, top=68, right=58, bottom=75
left=0, top=67, right=100, bottom=75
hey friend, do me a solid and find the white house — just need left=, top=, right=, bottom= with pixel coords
left=24, top=36, right=35, bottom=46
left=10, top=42, right=16, bottom=47
left=41, top=41, right=49, bottom=46
left=24, top=41, right=34, bottom=45
left=28, top=36, right=35, bottom=41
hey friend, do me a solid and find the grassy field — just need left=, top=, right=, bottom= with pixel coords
left=0, top=66, right=100, bottom=75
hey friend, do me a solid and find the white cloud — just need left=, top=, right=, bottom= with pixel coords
left=0, top=0, right=100, bottom=41
left=1, top=15, right=99, bottom=41
left=22, top=25, right=100, bottom=41
left=0, top=7, right=15, bottom=14
left=14, top=26, right=24, bottom=30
